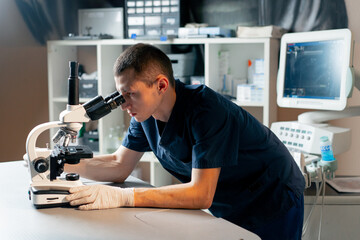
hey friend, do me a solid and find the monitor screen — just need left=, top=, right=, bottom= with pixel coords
left=277, top=29, right=352, bottom=111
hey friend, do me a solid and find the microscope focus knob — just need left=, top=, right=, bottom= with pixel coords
left=66, top=173, right=80, bottom=181
left=34, top=159, right=49, bottom=173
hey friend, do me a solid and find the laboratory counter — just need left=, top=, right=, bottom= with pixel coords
left=304, top=180, right=360, bottom=204
left=0, top=161, right=259, bottom=240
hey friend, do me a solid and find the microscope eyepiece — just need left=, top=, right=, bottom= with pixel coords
left=113, top=94, right=125, bottom=106
left=83, top=91, right=125, bottom=121
left=104, top=91, right=120, bottom=102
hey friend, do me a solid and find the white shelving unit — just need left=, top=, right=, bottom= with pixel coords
left=47, top=37, right=279, bottom=187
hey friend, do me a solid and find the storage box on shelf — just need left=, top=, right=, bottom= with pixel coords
left=125, top=0, right=180, bottom=39
left=47, top=37, right=279, bottom=187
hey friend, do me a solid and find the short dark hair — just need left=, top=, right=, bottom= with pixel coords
left=113, top=43, right=175, bottom=87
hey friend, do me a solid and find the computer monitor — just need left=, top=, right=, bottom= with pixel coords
left=277, top=29, right=353, bottom=111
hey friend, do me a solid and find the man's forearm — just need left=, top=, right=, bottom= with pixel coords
left=66, top=167, right=220, bottom=211
left=64, top=146, right=144, bottom=182
left=134, top=183, right=213, bottom=209
left=64, top=154, right=128, bottom=182
left=134, top=168, right=220, bottom=209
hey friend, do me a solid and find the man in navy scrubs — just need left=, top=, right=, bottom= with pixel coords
left=66, top=43, right=305, bottom=240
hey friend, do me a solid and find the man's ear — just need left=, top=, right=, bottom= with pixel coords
left=156, top=74, right=169, bottom=93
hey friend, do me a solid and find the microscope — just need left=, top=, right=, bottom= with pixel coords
left=24, top=61, right=125, bottom=208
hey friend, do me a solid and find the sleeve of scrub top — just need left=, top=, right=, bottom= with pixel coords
left=122, top=117, right=151, bottom=152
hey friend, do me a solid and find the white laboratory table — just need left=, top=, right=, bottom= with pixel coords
left=0, top=161, right=260, bottom=240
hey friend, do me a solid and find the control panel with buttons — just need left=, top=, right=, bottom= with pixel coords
left=271, top=121, right=351, bottom=156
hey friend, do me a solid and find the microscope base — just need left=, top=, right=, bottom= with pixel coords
left=29, top=179, right=83, bottom=208
left=29, top=187, right=72, bottom=208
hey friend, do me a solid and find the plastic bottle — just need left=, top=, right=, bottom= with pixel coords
left=319, top=136, right=335, bottom=161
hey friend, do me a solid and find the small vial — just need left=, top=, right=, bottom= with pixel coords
left=320, top=136, right=335, bottom=161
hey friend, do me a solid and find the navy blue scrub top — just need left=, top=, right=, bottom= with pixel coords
left=123, top=80, right=305, bottom=229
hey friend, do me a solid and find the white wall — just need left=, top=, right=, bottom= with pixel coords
left=334, top=0, right=360, bottom=175
left=0, top=0, right=48, bottom=161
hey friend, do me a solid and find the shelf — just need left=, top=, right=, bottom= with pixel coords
left=53, top=97, right=95, bottom=103
left=48, top=37, right=273, bottom=46
left=232, top=100, right=264, bottom=107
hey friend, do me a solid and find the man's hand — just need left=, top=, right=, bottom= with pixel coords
left=66, top=185, right=134, bottom=210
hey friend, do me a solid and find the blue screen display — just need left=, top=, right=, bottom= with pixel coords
left=284, top=40, right=344, bottom=100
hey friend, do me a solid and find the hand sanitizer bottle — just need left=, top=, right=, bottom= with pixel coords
left=320, top=136, right=335, bottom=161
left=319, top=136, right=337, bottom=180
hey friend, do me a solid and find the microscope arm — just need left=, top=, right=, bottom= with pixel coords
left=25, top=121, right=66, bottom=182
left=26, top=121, right=65, bottom=161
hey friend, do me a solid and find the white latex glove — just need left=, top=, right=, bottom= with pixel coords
left=66, top=185, right=134, bottom=210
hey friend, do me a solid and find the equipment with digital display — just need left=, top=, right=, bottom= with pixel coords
left=277, top=29, right=353, bottom=111
left=272, top=29, right=358, bottom=157
left=271, top=29, right=360, bottom=238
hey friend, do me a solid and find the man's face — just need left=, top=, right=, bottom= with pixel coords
left=115, top=69, right=161, bottom=122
